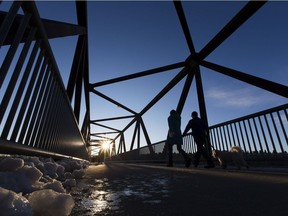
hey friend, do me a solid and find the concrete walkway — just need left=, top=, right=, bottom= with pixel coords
left=71, top=163, right=288, bottom=216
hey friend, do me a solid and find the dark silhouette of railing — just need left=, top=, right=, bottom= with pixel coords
left=108, top=104, right=288, bottom=165
left=0, top=2, right=89, bottom=159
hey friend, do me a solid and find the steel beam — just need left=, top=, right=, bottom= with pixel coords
left=0, top=11, right=86, bottom=45
left=176, top=68, right=195, bottom=114
left=91, top=122, right=121, bottom=133
left=90, top=88, right=137, bottom=114
left=173, top=0, right=196, bottom=54
left=0, top=2, right=22, bottom=47
left=111, top=65, right=191, bottom=144
left=91, top=115, right=135, bottom=123
left=198, top=1, right=267, bottom=60
left=200, top=60, right=288, bottom=98
left=90, top=62, right=186, bottom=88
left=67, top=36, right=86, bottom=100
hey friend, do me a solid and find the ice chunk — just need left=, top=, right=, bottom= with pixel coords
left=28, top=189, right=75, bottom=216
left=43, top=179, right=66, bottom=193
left=17, top=165, right=43, bottom=185
left=0, top=187, right=33, bottom=216
left=56, top=164, right=65, bottom=180
left=0, top=157, right=24, bottom=172
left=35, top=162, right=46, bottom=174
left=40, top=175, right=54, bottom=184
left=63, top=178, right=77, bottom=188
left=73, top=169, right=85, bottom=179
left=0, top=165, right=43, bottom=193
left=44, top=162, right=58, bottom=178
left=64, top=172, right=74, bottom=179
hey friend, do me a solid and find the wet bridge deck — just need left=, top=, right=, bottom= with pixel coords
left=71, top=163, right=288, bottom=216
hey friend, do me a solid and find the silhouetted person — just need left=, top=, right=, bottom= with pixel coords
left=183, top=111, right=214, bottom=168
left=166, top=109, right=191, bottom=168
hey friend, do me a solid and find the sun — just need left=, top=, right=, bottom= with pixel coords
left=102, top=140, right=110, bottom=151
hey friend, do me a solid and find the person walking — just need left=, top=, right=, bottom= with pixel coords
left=183, top=111, right=215, bottom=168
left=166, top=109, right=191, bottom=168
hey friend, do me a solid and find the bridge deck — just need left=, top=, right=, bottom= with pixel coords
left=71, top=163, right=288, bottom=216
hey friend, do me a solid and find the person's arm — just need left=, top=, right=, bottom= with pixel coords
left=182, top=120, right=191, bottom=136
left=168, top=117, right=175, bottom=137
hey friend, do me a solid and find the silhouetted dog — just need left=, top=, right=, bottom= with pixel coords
left=212, top=146, right=249, bottom=169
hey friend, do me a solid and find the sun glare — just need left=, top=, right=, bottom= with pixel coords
left=102, top=141, right=110, bottom=151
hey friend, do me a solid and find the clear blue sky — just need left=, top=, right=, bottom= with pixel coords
left=2, top=1, right=287, bottom=153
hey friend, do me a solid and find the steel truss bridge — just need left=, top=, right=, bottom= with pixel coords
left=0, top=1, right=287, bottom=163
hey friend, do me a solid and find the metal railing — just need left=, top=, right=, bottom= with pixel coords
left=108, top=103, right=288, bottom=164
left=0, top=1, right=88, bottom=160
left=208, top=103, right=288, bottom=162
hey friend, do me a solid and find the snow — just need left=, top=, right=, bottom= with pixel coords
left=28, top=189, right=75, bottom=216
left=0, top=154, right=90, bottom=216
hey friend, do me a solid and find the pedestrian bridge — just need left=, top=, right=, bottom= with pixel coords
left=1, top=1, right=287, bottom=166
left=0, top=2, right=288, bottom=215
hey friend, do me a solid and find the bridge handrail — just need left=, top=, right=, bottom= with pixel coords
left=0, top=1, right=88, bottom=159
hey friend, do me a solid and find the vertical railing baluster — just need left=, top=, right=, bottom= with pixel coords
left=258, top=116, right=270, bottom=153
left=226, top=125, right=232, bottom=148
left=1, top=40, right=39, bottom=139
left=16, top=54, right=47, bottom=143
left=216, top=127, right=223, bottom=150
left=264, top=114, right=277, bottom=153
left=0, top=23, right=36, bottom=126
left=0, top=11, right=30, bottom=89
left=18, top=59, right=49, bottom=143
left=277, top=111, right=288, bottom=146
left=229, top=124, right=236, bottom=147
left=212, top=129, right=216, bottom=150
left=24, top=66, right=52, bottom=145
left=222, top=126, right=229, bottom=150
left=29, top=69, right=54, bottom=147
left=243, top=120, right=252, bottom=153
left=284, top=109, right=288, bottom=121
left=233, top=123, right=241, bottom=149
left=270, top=112, right=284, bottom=153
left=35, top=79, right=56, bottom=149
left=210, top=129, right=216, bottom=149
left=247, top=119, right=257, bottom=153
left=252, top=117, right=263, bottom=153
left=2, top=29, right=42, bottom=138
left=239, top=121, right=247, bottom=152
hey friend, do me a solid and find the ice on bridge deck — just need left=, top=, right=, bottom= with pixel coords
left=70, top=163, right=288, bottom=216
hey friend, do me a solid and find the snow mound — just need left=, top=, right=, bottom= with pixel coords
left=0, top=157, right=24, bottom=172
left=28, top=189, right=75, bottom=216
left=0, top=155, right=90, bottom=215
left=0, top=187, right=33, bottom=216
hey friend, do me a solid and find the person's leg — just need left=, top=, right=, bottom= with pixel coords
left=167, top=143, right=173, bottom=166
left=177, top=144, right=191, bottom=168
left=193, top=145, right=202, bottom=167
left=197, top=144, right=215, bottom=168
left=194, top=137, right=215, bottom=168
